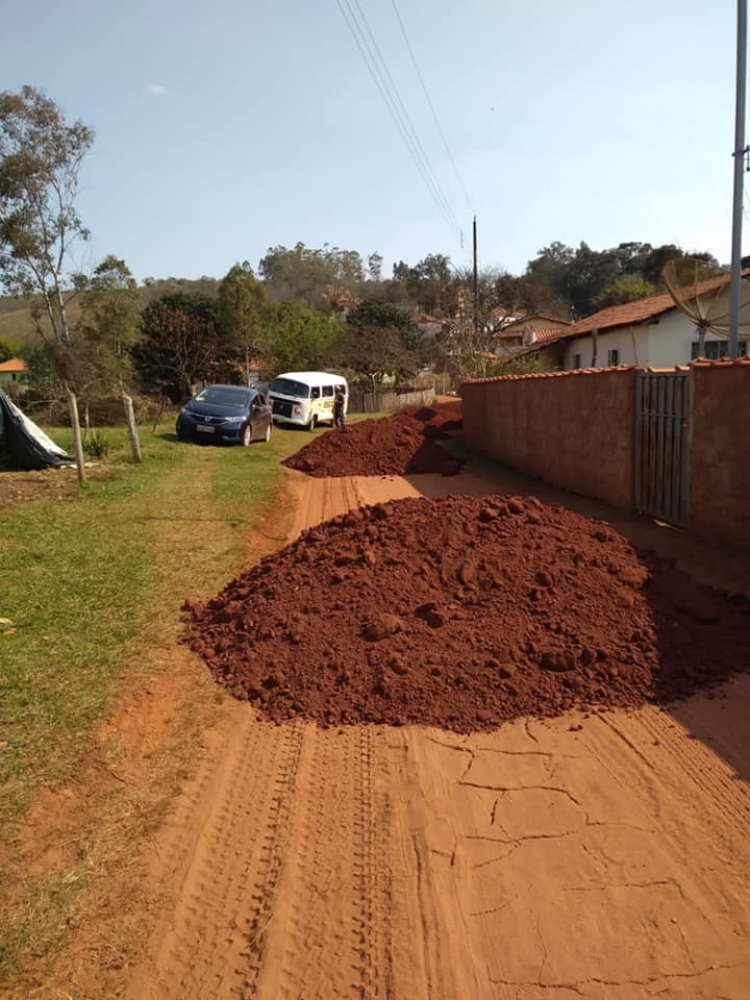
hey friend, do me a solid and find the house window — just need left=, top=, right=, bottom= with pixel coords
left=572, top=353, right=581, bottom=370
left=607, top=349, right=619, bottom=366
left=691, top=340, right=748, bottom=360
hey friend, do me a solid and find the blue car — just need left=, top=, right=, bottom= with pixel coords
left=176, top=385, right=273, bottom=446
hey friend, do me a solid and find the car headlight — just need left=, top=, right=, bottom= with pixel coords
left=294, top=405, right=301, bottom=414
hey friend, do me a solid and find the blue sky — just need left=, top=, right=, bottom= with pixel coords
left=2, top=0, right=744, bottom=282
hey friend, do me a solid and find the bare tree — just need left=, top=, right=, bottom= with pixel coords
left=0, top=86, right=94, bottom=480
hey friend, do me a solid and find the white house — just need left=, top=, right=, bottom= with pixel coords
left=492, top=313, right=571, bottom=356
left=523, top=280, right=750, bottom=370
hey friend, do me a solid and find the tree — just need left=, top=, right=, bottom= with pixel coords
left=266, top=302, right=344, bottom=373
left=77, top=255, right=143, bottom=461
left=132, top=293, right=220, bottom=402
left=522, top=241, right=722, bottom=319
left=258, top=242, right=365, bottom=306
left=392, top=253, right=455, bottom=315
left=595, top=274, right=658, bottom=309
left=367, top=252, right=383, bottom=282
left=0, top=337, right=14, bottom=362
left=217, top=262, right=270, bottom=384
left=640, top=244, right=719, bottom=288
left=322, top=284, right=361, bottom=318
left=78, top=256, right=141, bottom=360
left=0, top=85, right=94, bottom=479
left=339, top=299, right=424, bottom=390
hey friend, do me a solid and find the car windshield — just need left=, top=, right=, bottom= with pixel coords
left=194, top=387, right=251, bottom=407
left=269, top=377, right=310, bottom=399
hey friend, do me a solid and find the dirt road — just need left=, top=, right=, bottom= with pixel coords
left=125, top=470, right=750, bottom=1000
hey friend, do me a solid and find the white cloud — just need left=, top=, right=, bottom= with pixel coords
left=146, top=84, right=167, bottom=97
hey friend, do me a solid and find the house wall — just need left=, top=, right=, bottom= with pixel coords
left=503, top=316, right=566, bottom=335
left=561, top=283, right=750, bottom=371
left=689, top=362, right=750, bottom=546
left=646, top=309, right=731, bottom=368
left=495, top=336, right=523, bottom=357
left=462, top=369, right=636, bottom=509
left=563, top=326, right=651, bottom=369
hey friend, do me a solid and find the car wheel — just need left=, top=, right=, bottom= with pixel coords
left=264, top=422, right=272, bottom=443
left=241, top=424, right=253, bottom=447
left=308, top=414, right=317, bottom=431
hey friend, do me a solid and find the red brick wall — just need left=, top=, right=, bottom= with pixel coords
left=462, top=369, right=637, bottom=510
left=689, top=361, right=750, bottom=546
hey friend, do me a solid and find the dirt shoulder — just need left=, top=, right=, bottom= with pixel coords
left=6, top=457, right=750, bottom=1000
left=120, top=470, right=750, bottom=1000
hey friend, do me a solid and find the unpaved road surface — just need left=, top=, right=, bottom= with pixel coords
left=126, top=471, right=750, bottom=1000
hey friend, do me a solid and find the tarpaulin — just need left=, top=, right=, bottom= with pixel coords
left=0, top=390, right=74, bottom=470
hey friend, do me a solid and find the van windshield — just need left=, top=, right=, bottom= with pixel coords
left=269, top=377, right=310, bottom=398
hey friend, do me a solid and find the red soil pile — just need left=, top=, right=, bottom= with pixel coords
left=283, top=401, right=463, bottom=478
left=184, top=496, right=750, bottom=733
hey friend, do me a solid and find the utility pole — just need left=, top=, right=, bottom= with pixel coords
left=729, top=0, right=748, bottom=358
left=472, top=215, right=479, bottom=342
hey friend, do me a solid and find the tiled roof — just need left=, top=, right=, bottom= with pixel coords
left=552, top=291, right=677, bottom=342
left=0, top=358, right=27, bottom=373
left=534, top=328, right=565, bottom=343
left=463, top=365, right=641, bottom=386
left=499, top=312, right=571, bottom=331
left=538, top=270, right=750, bottom=348
left=462, top=356, right=750, bottom=387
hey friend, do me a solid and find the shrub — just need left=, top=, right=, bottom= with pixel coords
left=83, top=429, right=110, bottom=458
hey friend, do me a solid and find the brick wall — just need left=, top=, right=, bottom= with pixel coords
left=462, top=368, right=637, bottom=510
left=689, top=361, right=750, bottom=547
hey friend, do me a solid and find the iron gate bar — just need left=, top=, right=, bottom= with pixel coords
left=634, top=371, right=690, bottom=528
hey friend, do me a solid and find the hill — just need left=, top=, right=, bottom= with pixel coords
left=0, top=276, right=220, bottom=349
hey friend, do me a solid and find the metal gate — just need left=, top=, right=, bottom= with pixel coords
left=635, top=372, right=690, bottom=527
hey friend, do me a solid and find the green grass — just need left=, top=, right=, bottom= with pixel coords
left=0, top=422, right=314, bottom=830
left=0, top=401, right=396, bottom=982
left=0, top=418, right=337, bottom=980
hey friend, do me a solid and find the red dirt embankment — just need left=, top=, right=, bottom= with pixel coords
left=283, top=402, right=463, bottom=478
left=185, top=496, right=750, bottom=733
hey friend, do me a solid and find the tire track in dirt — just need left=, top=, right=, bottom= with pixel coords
left=250, top=725, right=395, bottom=1000
left=125, top=471, right=750, bottom=1000
left=127, top=717, right=306, bottom=1000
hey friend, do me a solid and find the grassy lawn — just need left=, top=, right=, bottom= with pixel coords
left=0, top=413, right=385, bottom=981
left=0, top=421, right=326, bottom=830
left=0, top=420, right=318, bottom=976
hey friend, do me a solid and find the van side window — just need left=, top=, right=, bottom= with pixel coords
left=311, top=387, right=321, bottom=399
left=322, top=385, right=334, bottom=397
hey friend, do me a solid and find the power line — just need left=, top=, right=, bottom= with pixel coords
left=389, top=0, right=475, bottom=217
left=343, top=0, right=461, bottom=235
left=334, top=0, right=463, bottom=239
left=348, top=0, right=461, bottom=232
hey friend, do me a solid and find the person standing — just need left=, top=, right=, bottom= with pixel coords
left=333, top=385, right=346, bottom=429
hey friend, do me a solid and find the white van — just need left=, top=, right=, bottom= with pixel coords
left=268, top=371, right=349, bottom=430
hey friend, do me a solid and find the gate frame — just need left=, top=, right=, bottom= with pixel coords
left=634, top=370, right=692, bottom=527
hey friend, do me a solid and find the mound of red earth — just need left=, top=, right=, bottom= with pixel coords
left=184, top=495, right=750, bottom=733
left=283, top=401, right=463, bottom=478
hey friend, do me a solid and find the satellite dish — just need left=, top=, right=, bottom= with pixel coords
left=662, top=257, right=750, bottom=353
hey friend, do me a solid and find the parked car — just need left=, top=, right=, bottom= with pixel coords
left=176, top=385, right=273, bottom=445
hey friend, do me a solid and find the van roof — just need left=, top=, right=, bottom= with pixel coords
left=274, top=371, right=347, bottom=383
